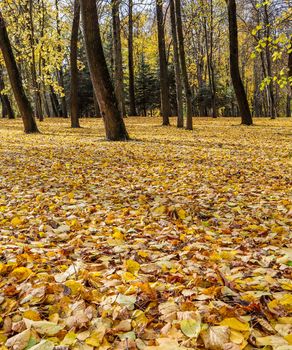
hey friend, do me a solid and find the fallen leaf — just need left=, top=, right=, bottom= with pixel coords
left=220, top=318, right=250, bottom=332
left=25, top=320, right=63, bottom=336
left=125, top=259, right=140, bottom=275
left=180, top=319, right=201, bottom=338
left=10, top=267, right=33, bottom=282
left=28, top=340, right=54, bottom=350
left=201, top=326, right=230, bottom=350
left=5, top=329, right=31, bottom=350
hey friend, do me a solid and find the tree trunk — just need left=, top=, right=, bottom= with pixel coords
left=112, top=0, right=126, bottom=117
left=264, top=4, right=276, bottom=119
left=70, top=0, right=80, bottom=128
left=128, top=0, right=137, bottom=116
left=42, top=91, right=51, bottom=118
left=0, top=68, right=15, bottom=119
left=175, top=0, right=193, bottom=130
left=209, top=0, right=217, bottom=118
left=1, top=95, right=7, bottom=118
left=289, top=40, right=292, bottom=79
left=55, top=0, right=68, bottom=118
left=93, top=92, right=101, bottom=117
left=170, top=0, right=183, bottom=128
left=196, top=31, right=205, bottom=116
left=203, top=2, right=216, bottom=118
left=287, top=38, right=292, bottom=117
left=0, top=11, right=39, bottom=133
left=28, top=0, right=44, bottom=121
left=253, top=57, right=262, bottom=117
left=156, top=0, right=171, bottom=125
left=59, top=70, right=68, bottom=118
left=50, top=86, right=61, bottom=117
left=227, top=0, right=252, bottom=125
left=80, top=0, right=129, bottom=140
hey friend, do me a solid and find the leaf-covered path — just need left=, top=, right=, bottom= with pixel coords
left=0, top=118, right=291, bottom=350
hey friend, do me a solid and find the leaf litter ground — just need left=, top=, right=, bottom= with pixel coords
left=0, top=117, right=291, bottom=350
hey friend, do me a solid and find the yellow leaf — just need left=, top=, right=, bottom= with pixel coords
left=10, top=267, right=33, bottom=282
left=138, top=251, right=148, bottom=258
left=153, top=205, right=166, bottom=215
left=0, top=333, right=7, bottom=344
left=268, top=299, right=280, bottom=312
left=125, top=259, right=140, bottom=275
left=23, top=310, right=41, bottom=321
left=284, top=334, right=292, bottom=345
left=11, top=217, right=23, bottom=226
left=61, top=331, right=77, bottom=346
left=132, top=310, right=148, bottom=327
left=177, top=209, right=186, bottom=219
left=220, top=251, right=237, bottom=260
left=122, top=272, right=137, bottom=282
left=230, top=330, right=245, bottom=344
left=180, top=319, right=201, bottom=338
left=64, top=280, right=84, bottom=295
left=88, top=271, right=101, bottom=279
left=220, top=318, right=250, bottom=331
left=210, top=252, right=221, bottom=261
left=180, top=234, right=186, bottom=241
left=278, top=318, right=292, bottom=324
left=112, top=227, right=124, bottom=240
left=85, top=330, right=104, bottom=347
left=281, top=281, right=292, bottom=291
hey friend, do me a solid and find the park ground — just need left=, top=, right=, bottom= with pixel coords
left=0, top=117, right=291, bottom=350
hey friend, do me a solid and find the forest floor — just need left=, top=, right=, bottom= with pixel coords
left=0, top=117, right=291, bottom=350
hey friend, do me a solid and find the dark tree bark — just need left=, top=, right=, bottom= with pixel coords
left=39, top=0, right=50, bottom=119
left=55, top=0, right=68, bottom=118
left=170, top=0, right=183, bottom=128
left=264, top=4, right=276, bottom=119
left=289, top=41, right=292, bottom=79
left=287, top=39, right=292, bottom=117
left=80, top=0, right=129, bottom=140
left=0, top=11, right=39, bottom=133
left=112, top=0, right=126, bottom=117
left=156, top=0, right=171, bottom=125
left=1, top=95, right=7, bottom=118
left=0, top=68, right=15, bottom=119
left=209, top=0, right=217, bottom=118
left=227, top=0, right=253, bottom=125
left=50, top=86, right=61, bottom=117
left=194, top=26, right=206, bottom=116
left=58, top=70, right=68, bottom=118
left=175, top=0, right=193, bottom=130
left=93, top=92, right=101, bottom=117
left=70, top=0, right=80, bottom=128
left=42, top=91, right=51, bottom=118
left=204, top=0, right=217, bottom=118
left=128, top=0, right=137, bottom=116
left=253, top=57, right=262, bottom=117
left=27, top=0, right=44, bottom=121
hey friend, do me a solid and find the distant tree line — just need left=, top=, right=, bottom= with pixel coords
left=0, top=0, right=291, bottom=138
